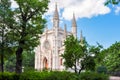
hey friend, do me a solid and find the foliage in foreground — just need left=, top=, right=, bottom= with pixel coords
left=79, top=71, right=109, bottom=80
left=102, top=42, right=120, bottom=72
left=105, top=0, right=120, bottom=5
left=4, top=51, right=35, bottom=72
left=0, top=71, right=109, bottom=80
left=62, top=35, right=103, bottom=74
left=0, top=0, right=49, bottom=73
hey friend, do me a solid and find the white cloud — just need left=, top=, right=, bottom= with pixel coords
left=115, top=6, right=120, bottom=15
left=46, top=0, right=111, bottom=20
left=11, top=0, right=18, bottom=8
left=10, top=0, right=111, bottom=21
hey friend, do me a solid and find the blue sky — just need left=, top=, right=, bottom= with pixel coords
left=44, top=0, right=120, bottom=48
left=78, top=11, right=120, bottom=48
left=77, top=4, right=120, bottom=48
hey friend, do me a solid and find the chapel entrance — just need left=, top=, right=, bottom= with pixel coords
left=43, top=57, right=48, bottom=69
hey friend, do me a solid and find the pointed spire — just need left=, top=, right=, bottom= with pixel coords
left=64, top=24, right=67, bottom=38
left=80, top=30, right=83, bottom=41
left=80, top=30, right=84, bottom=45
left=72, top=13, right=77, bottom=38
left=53, top=3, right=59, bottom=20
left=72, top=13, right=77, bottom=27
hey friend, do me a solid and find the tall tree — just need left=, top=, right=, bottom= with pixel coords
left=0, top=0, right=14, bottom=72
left=88, top=43, right=103, bottom=66
left=62, top=35, right=103, bottom=74
left=62, top=35, right=87, bottom=74
left=4, top=50, right=35, bottom=72
left=11, top=0, right=49, bottom=73
left=103, top=42, right=120, bottom=72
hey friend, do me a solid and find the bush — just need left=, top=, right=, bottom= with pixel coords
left=109, top=71, right=120, bottom=76
left=79, top=71, right=109, bottom=80
left=97, top=66, right=107, bottom=74
left=0, top=72, right=19, bottom=80
left=19, top=71, right=77, bottom=80
left=0, top=71, right=109, bottom=80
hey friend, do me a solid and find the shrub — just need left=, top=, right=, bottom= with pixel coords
left=0, top=71, right=109, bottom=80
left=44, top=71, right=77, bottom=80
left=97, top=66, right=107, bottom=74
left=79, top=71, right=109, bottom=80
left=19, top=71, right=77, bottom=80
left=0, top=72, right=19, bottom=80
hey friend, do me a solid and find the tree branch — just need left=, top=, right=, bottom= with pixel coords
left=26, top=8, right=39, bottom=21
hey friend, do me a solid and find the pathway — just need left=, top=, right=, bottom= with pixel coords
left=109, top=76, right=120, bottom=80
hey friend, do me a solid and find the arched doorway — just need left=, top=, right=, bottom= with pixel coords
left=43, top=57, right=48, bottom=69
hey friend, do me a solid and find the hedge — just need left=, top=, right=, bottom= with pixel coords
left=0, top=71, right=109, bottom=80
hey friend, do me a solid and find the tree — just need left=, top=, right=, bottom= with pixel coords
left=4, top=54, right=16, bottom=72
left=81, top=43, right=103, bottom=72
left=102, top=42, right=120, bottom=72
left=62, top=35, right=87, bottom=74
left=4, top=50, right=35, bottom=72
left=89, top=43, right=104, bottom=66
left=0, top=0, right=14, bottom=72
left=22, top=50, right=35, bottom=72
left=10, top=0, right=49, bottom=73
left=105, top=0, right=120, bottom=5
left=62, top=35, right=103, bottom=74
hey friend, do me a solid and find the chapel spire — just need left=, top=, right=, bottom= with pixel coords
left=64, top=24, right=67, bottom=38
left=72, top=13, right=77, bottom=38
left=53, top=3, right=59, bottom=20
left=72, top=13, right=77, bottom=27
left=80, top=30, right=83, bottom=43
left=80, top=30, right=84, bottom=46
left=53, top=3, right=59, bottom=27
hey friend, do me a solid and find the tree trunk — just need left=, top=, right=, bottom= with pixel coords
left=79, top=66, right=83, bottom=74
left=15, top=47, right=23, bottom=74
left=1, top=28, right=4, bottom=72
left=1, top=52, right=4, bottom=72
left=0, top=51, right=4, bottom=72
left=15, top=21, right=26, bottom=74
left=74, top=65, right=77, bottom=74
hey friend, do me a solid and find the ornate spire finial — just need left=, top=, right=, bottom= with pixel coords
left=72, top=13, right=77, bottom=27
left=80, top=30, right=84, bottom=44
left=72, top=13, right=77, bottom=38
left=53, top=2, right=59, bottom=20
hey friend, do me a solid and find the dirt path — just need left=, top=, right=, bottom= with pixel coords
left=109, top=76, right=120, bottom=80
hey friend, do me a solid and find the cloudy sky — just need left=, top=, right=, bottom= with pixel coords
left=11, top=0, right=120, bottom=48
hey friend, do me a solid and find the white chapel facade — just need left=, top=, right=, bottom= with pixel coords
left=35, top=4, right=79, bottom=71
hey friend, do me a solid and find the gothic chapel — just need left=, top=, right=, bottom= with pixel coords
left=35, top=4, right=80, bottom=71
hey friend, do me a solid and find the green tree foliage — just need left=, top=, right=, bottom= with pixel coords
left=22, top=51, right=35, bottom=72
left=89, top=43, right=104, bottom=66
left=0, top=71, right=109, bottom=80
left=4, top=55, right=16, bottom=72
left=82, top=43, right=103, bottom=71
left=4, top=50, right=35, bottom=72
left=102, top=42, right=120, bottom=72
left=62, top=35, right=103, bottom=74
left=0, top=0, right=14, bottom=72
left=105, top=0, right=120, bottom=5
left=82, top=56, right=95, bottom=71
left=9, top=0, right=49, bottom=73
left=62, top=35, right=86, bottom=74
